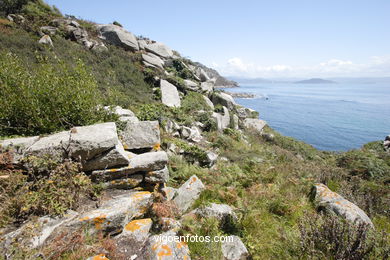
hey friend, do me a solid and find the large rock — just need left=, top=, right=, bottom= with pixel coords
left=212, top=106, right=231, bottom=131
left=221, top=235, right=249, bottom=260
left=120, top=218, right=153, bottom=242
left=92, top=151, right=168, bottom=182
left=146, top=230, right=191, bottom=260
left=145, top=42, right=173, bottom=58
left=82, top=143, right=130, bottom=172
left=39, top=26, right=58, bottom=36
left=120, top=120, right=160, bottom=150
left=180, top=126, right=202, bottom=143
left=311, top=183, right=374, bottom=227
left=243, top=118, right=267, bottom=133
left=212, top=92, right=236, bottom=110
left=160, top=79, right=181, bottom=108
left=236, top=106, right=258, bottom=119
left=384, top=135, right=390, bottom=151
left=195, top=203, right=237, bottom=223
left=142, top=53, right=164, bottom=69
left=183, top=79, right=199, bottom=91
left=98, top=24, right=139, bottom=51
left=38, top=35, right=53, bottom=46
left=173, top=175, right=205, bottom=213
left=200, top=81, right=214, bottom=94
left=102, top=174, right=143, bottom=189
left=73, top=191, right=153, bottom=234
left=202, top=95, right=214, bottom=110
left=205, top=151, right=218, bottom=167
left=197, top=68, right=210, bottom=82
left=104, top=106, right=138, bottom=122
left=69, top=122, right=119, bottom=161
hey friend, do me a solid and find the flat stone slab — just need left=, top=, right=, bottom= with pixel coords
left=146, top=230, right=191, bottom=260
left=160, top=79, right=181, bottom=108
left=243, top=118, right=267, bottom=133
left=145, top=42, right=173, bottom=58
left=221, top=235, right=249, bottom=260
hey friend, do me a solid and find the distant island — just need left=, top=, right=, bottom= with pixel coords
left=294, top=78, right=337, bottom=84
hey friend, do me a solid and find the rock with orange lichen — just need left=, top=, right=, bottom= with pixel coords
left=69, top=191, right=153, bottom=235
left=145, top=166, right=169, bottom=184
left=159, top=218, right=181, bottom=232
left=311, top=183, right=373, bottom=227
left=146, top=231, right=191, bottom=260
left=173, top=175, right=205, bottom=213
left=91, top=151, right=168, bottom=182
left=119, top=218, right=153, bottom=242
left=221, top=235, right=249, bottom=260
left=119, top=120, right=160, bottom=150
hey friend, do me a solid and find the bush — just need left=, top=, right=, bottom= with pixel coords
left=112, top=21, right=122, bottom=27
left=337, top=150, right=390, bottom=179
left=299, top=213, right=389, bottom=259
left=0, top=0, right=29, bottom=15
left=0, top=52, right=112, bottom=136
left=0, top=152, right=97, bottom=227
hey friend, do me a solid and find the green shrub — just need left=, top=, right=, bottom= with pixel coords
left=0, top=0, right=29, bottom=15
left=112, top=21, right=122, bottom=27
left=337, top=150, right=390, bottom=179
left=0, top=153, right=97, bottom=227
left=181, top=91, right=211, bottom=113
left=0, top=52, right=111, bottom=136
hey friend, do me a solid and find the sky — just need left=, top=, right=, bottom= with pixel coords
left=45, top=0, right=390, bottom=78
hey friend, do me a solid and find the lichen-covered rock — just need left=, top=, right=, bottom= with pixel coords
left=183, top=79, right=199, bottom=91
left=212, top=92, right=236, bottom=110
left=160, top=218, right=181, bottom=232
left=1, top=211, right=79, bottom=251
left=173, top=175, right=205, bottom=213
left=82, top=143, right=130, bottom=172
left=243, top=118, right=267, bottom=133
left=73, top=191, right=153, bottom=234
left=145, top=42, right=173, bottom=58
left=146, top=231, right=191, bottom=260
left=102, top=174, right=143, bottom=189
left=145, top=166, right=169, bottom=184
left=221, top=235, right=249, bottom=260
left=160, top=79, right=181, bottom=108
left=119, top=120, right=160, bottom=150
left=86, top=254, right=110, bottom=260
left=120, top=218, right=153, bottom=242
left=91, top=151, right=168, bottom=182
left=69, top=122, right=120, bottom=161
left=98, top=24, right=139, bottom=51
left=311, top=183, right=374, bottom=227
left=195, top=203, right=237, bottom=223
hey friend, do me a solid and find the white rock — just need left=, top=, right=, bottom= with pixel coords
left=221, top=235, right=249, bottom=260
left=146, top=230, right=191, bottom=260
left=145, top=42, right=173, bottom=58
left=212, top=92, right=236, bottom=110
left=243, top=118, right=267, bottom=133
left=142, top=53, right=164, bottom=69
left=99, top=24, right=139, bottom=51
left=200, top=81, right=214, bottom=94
left=119, top=120, right=160, bottom=150
left=183, top=79, right=199, bottom=91
left=202, top=95, right=214, bottom=110
left=212, top=106, right=231, bottom=131
left=38, top=35, right=53, bottom=46
left=195, top=203, right=237, bottom=223
left=160, top=79, right=181, bottom=108
left=144, top=166, right=169, bottom=184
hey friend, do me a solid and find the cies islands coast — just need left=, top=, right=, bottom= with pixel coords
left=0, top=1, right=389, bottom=259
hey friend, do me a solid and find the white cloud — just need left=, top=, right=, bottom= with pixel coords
left=212, top=56, right=390, bottom=78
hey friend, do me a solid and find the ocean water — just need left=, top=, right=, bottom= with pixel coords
left=225, top=83, right=390, bottom=151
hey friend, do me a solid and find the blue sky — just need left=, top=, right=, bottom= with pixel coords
left=45, top=0, right=390, bottom=78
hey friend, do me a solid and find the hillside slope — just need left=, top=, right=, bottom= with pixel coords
left=0, top=1, right=389, bottom=259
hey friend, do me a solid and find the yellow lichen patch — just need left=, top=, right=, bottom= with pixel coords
left=131, top=191, right=151, bottom=200
left=157, top=244, right=173, bottom=259
left=153, top=143, right=161, bottom=151
left=189, top=176, right=197, bottom=185
left=123, top=144, right=130, bottom=150
left=92, top=254, right=109, bottom=260
left=93, top=215, right=107, bottom=230
left=124, top=218, right=152, bottom=232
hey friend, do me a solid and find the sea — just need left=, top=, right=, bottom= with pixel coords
left=224, top=82, right=390, bottom=151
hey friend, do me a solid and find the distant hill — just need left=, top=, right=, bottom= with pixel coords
left=227, top=77, right=271, bottom=84
left=294, top=78, right=336, bottom=84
